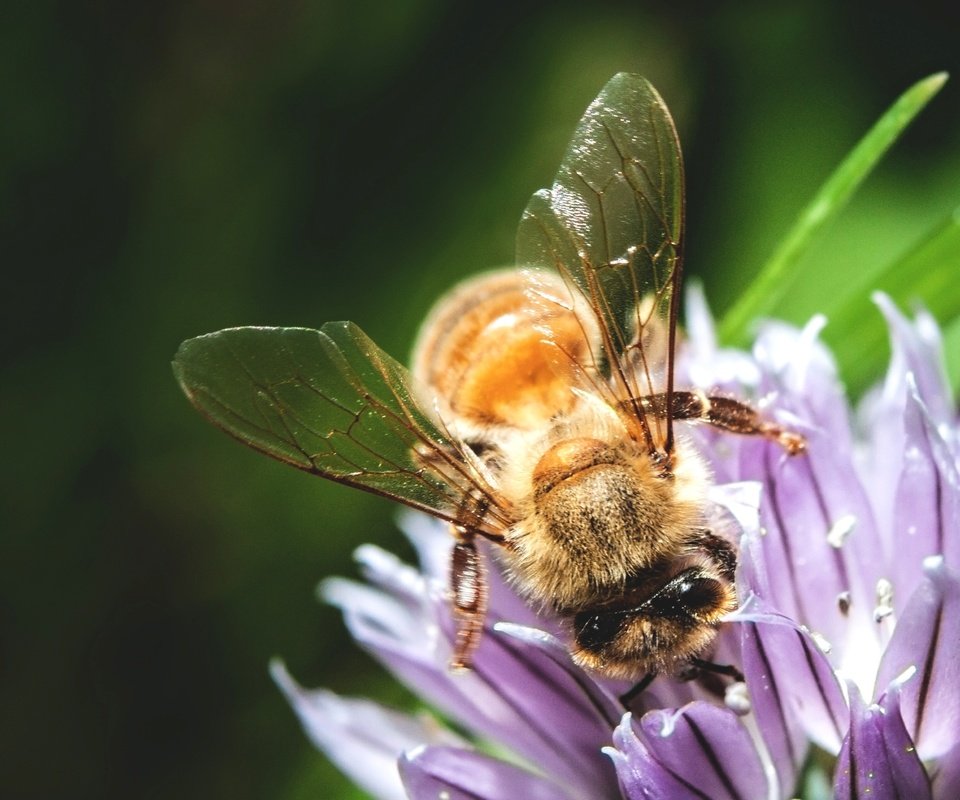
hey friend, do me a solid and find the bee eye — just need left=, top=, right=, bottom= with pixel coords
left=574, top=609, right=627, bottom=651
left=678, top=577, right=725, bottom=612
left=644, top=569, right=725, bottom=620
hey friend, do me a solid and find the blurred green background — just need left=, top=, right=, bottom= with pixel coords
left=3, top=1, right=959, bottom=798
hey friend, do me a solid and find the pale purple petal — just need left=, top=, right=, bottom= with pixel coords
left=833, top=679, right=931, bottom=800
left=608, top=703, right=768, bottom=800
left=874, top=557, right=960, bottom=760
left=732, top=599, right=848, bottom=755
left=320, top=550, right=444, bottom=668
left=854, top=379, right=904, bottom=553
left=397, top=508, right=452, bottom=584
left=861, top=295, right=956, bottom=551
left=751, top=317, right=852, bottom=457
left=681, top=283, right=763, bottom=392
left=930, top=739, right=960, bottom=800
left=606, top=715, right=703, bottom=800
left=399, top=746, right=570, bottom=800
left=709, top=481, right=762, bottom=537
left=891, top=382, right=960, bottom=603
left=607, top=712, right=714, bottom=800
left=735, top=618, right=809, bottom=796
left=434, top=620, right=621, bottom=798
left=737, top=427, right=888, bottom=685
left=324, top=543, right=621, bottom=798
left=875, top=293, right=953, bottom=427
left=493, top=623, right=624, bottom=726
left=271, top=660, right=464, bottom=800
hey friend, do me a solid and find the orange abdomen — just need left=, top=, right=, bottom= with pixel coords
left=411, top=270, right=595, bottom=429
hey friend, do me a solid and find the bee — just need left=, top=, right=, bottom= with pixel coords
left=174, top=74, right=805, bottom=687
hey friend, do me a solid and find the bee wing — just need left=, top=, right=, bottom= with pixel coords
left=173, top=323, right=510, bottom=535
left=517, top=73, right=684, bottom=453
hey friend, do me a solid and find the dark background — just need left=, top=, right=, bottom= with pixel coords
left=3, top=2, right=959, bottom=798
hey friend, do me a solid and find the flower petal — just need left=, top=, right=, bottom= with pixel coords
left=606, top=713, right=709, bottom=800
left=738, top=429, right=887, bottom=689
left=875, top=293, right=953, bottom=427
left=861, top=296, right=956, bottom=552
left=439, top=621, right=621, bottom=798
left=493, top=622, right=624, bottom=725
left=833, top=679, right=931, bottom=800
left=270, top=660, right=463, bottom=800
left=891, top=381, right=960, bottom=604
left=399, top=746, right=570, bottom=800
left=752, top=317, right=844, bottom=436
left=681, top=283, right=763, bottom=395
left=735, top=619, right=808, bottom=796
left=732, top=599, right=848, bottom=756
left=874, top=557, right=960, bottom=760
left=325, top=544, right=620, bottom=798
left=930, top=739, right=960, bottom=800
left=608, top=703, right=768, bottom=800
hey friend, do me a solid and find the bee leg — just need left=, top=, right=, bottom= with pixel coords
left=664, top=391, right=807, bottom=455
left=448, top=527, right=488, bottom=672
left=619, top=672, right=657, bottom=710
left=690, top=657, right=744, bottom=683
left=677, top=657, right=745, bottom=698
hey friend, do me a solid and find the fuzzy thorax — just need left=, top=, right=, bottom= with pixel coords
left=498, top=399, right=711, bottom=612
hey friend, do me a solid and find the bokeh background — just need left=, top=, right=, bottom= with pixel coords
left=4, top=1, right=959, bottom=798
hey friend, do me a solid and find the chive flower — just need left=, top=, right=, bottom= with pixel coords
left=273, top=291, right=959, bottom=800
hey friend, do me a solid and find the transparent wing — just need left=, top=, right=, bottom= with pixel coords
left=517, top=73, right=684, bottom=453
left=173, top=324, right=511, bottom=535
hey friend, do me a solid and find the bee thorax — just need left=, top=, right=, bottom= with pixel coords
left=508, top=441, right=699, bottom=609
left=531, top=437, right=617, bottom=497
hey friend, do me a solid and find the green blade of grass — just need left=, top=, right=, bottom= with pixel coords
left=944, top=317, right=960, bottom=394
left=823, top=206, right=960, bottom=395
left=719, top=71, right=949, bottom=344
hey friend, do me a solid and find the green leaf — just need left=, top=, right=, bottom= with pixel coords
left=823, top=206, right=960, bottom=395
left=943, top=317, right=960, bottom=394
left=719, top=71, right=949, bottom=344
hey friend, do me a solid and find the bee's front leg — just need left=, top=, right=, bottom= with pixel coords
left=448, top=526, right=488, bottom=671
left=619, top=672, right=657, bottom=710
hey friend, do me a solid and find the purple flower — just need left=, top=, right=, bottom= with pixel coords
left=274, top=291, right=959, bottom=800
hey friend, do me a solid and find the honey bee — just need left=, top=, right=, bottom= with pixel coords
left=174, top=74, right=805, bottom=687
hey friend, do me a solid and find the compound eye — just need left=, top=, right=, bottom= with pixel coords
left=574, top=609, right=627, bottom=652
left=644, top=569, right=728, bottom=621
left=677, top=576, right=726, bottom=612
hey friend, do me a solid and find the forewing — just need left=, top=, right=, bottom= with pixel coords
left=517, top=73, right=684, bottom=451
left=173, top=324, right=509, bottom=534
